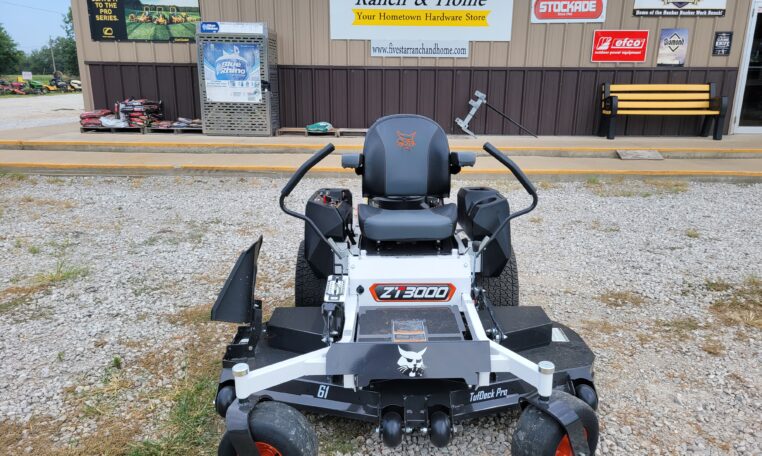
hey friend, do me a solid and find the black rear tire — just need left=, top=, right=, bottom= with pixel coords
left=295, top=241, right=327, bottom=307
left=511, top=391, right=599, bottom=456
left=476, top=246, right=519, bottom=306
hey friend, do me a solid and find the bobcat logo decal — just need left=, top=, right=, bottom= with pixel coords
left=397, top=346, right=427, bottom=377
left=396, top=131, right=416, bottom=151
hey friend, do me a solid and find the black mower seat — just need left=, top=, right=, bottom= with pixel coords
left=359, top=203, right=457, bottom=242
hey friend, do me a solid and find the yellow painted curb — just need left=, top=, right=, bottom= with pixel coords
left=2, top=162, right=761, bottom=177
left=4, top=139, right=762, bottom=154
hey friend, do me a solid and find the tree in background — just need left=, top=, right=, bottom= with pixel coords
left=19, top=8, right=79, bottom=77
left=0, top=24, right=24, bottom=74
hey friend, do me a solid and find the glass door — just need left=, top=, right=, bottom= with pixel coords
left=735, top=3, right=762, bottom=132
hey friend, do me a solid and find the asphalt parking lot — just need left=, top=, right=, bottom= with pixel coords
left=0, top=174, right=760, bottom=455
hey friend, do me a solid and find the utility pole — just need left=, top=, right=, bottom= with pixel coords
left=49, top=37, right=57, bottom=74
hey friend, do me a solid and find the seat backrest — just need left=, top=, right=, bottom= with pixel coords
left=362, top=114, right=451, bottom=198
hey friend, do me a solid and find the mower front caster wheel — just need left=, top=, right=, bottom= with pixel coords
left=512, top=391, right=599, bottom=456
left=218, top=401, right=318, bottom=456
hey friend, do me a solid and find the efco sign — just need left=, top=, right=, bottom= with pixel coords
left=531, top=0, right=607, bottom=23
left=591, top=30, right=649, bottom=62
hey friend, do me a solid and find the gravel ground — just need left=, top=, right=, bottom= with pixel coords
left=0, top=93, right=83, bottom=131
left=0, top=174, right=760, bottom=455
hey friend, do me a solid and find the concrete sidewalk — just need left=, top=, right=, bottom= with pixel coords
left=1, top=149, right=760, bottom=180
left=1, top=122, right=762, bottom=158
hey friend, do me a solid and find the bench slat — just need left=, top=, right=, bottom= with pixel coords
left=616, top=101, right=711, bottom=109
left=608, top=92, right=711, bottom=101
left=602, top=109, right=720, bottom=115
left=608, top=84, right=710, bottom=92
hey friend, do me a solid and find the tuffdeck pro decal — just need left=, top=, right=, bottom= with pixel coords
left=370, top=283, right=456, bottom=302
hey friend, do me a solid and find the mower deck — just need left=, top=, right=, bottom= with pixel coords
left=218, top=306, right=594, bottom=424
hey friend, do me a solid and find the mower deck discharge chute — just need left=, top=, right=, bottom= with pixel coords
left=212, top=115, right=599, bottom=456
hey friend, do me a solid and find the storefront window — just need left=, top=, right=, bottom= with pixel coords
left=740, top=12, right=762, bottom=126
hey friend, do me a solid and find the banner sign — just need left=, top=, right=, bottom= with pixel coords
left=330, top=0, right=513, bottom=41
left=531, top=0, right=607, bottom=23
left=633, top=0, right=726, bottom=17
left=712, top=31, right=732, bottom=56
left=202, top=43, right=262, bottom=103
left=88, top=0, right=201, bottom=42
left=370, top=40, right=469, bottom=58
left=657, top=28, right=689, bottom=66
left=591, top=30, right=649, bottom=63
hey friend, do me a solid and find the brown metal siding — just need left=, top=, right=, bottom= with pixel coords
left=278, top=66, right=738, bottom=136
left=73, top=0, right=751, bottom=70
left=88, top=63, right=201, bottom=120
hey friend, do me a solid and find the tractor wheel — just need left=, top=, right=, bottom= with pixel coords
left=511, top=391, right=599, bottom=456
left=218, top=402, right=318, bottom=456
left=295, top=241, right=326, bottom=307
left=476, top=246, right=519, bottom=306
left=41, top=87, right=49, bottom=94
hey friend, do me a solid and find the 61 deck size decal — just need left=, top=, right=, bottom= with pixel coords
left=370, top=284, right=456, bottom=302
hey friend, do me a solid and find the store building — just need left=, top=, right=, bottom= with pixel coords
left=71, top=0, right=762, bottom=136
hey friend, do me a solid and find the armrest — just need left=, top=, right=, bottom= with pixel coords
left=449, top=151, right=476, bottom=175
left=602, top=95, right=618, bottom=114
left=341, top=153, right=364, bottom=175
left=709, top=96, right=728, bottom=115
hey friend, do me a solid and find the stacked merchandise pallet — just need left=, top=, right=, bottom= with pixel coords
left=80, top=108, right=142, bottom=133
left=145, top=117, right=203, bottom=134
left=117, top=99, right=163, bottom=128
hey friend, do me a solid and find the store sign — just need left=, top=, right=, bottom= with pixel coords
left=202, top=43, right=262, bottom=103
left=87, top=0, right=201, bottom=42
left=531, top=0, right=607, bottom=23
left=657, top=28, right=689, bottom=66
left=712, top=31, right=732, bottom=56
left=330, top=0, right=514, bottom=41
left=591, top=30, right=649, bottom=63
left=633, top=0, right=726, bottom=17
left=370, top=40, right=469, bottom=58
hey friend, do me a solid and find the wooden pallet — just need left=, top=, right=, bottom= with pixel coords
left=80, top=126, right=143, bottom=134
left=277, top=127, right=339, bottom=137
left=336, top=128, right=367, bottom=137
left=144, top=126, right=203, bottom=134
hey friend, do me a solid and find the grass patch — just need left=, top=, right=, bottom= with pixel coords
left=28, top=245, right=41, bottom=254
left=0, top=284, right=47, bottom=314
left=581, top=319, right=620, bottom=335
left=709, top=277, right=761, bottom=329
left=589, top=220, right=620, bottom=233
left=643, top=179, right=688, bottom=194
left=3, top=173, right=27, bottom=181
left=705, top=279, right=732, bottom=292
left=598, top=290, right=645, bottom=308
left=702, top=339, right=725, bottom=356
left=537, top=181, right=559, bottom=190
left=685, top=229, right=700, bottom=239
left=585, top=177, right=690, bottom=198
left=129, top=304, right=224, bottom=455
left=34, top=259, right=89, bottom=285
left=655, top=317, right=700, bottom=338
left=529, top=216, right=543, bottom=224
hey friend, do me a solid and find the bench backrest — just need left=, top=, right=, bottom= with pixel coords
left=601, top=83, right=717, bottom=111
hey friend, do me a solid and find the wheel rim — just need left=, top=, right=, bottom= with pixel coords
left=555, top=429, right=588, bottom=456
left=255, top=442, right=282, bottom=456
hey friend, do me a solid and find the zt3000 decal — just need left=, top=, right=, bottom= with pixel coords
left=370, top=284, right=456, bottom=302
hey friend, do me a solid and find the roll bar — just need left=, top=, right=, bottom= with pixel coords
left=476, top=143, right=539, bottom=257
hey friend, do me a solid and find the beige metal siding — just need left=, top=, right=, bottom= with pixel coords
left=73, top=0, right=752, bottom=80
